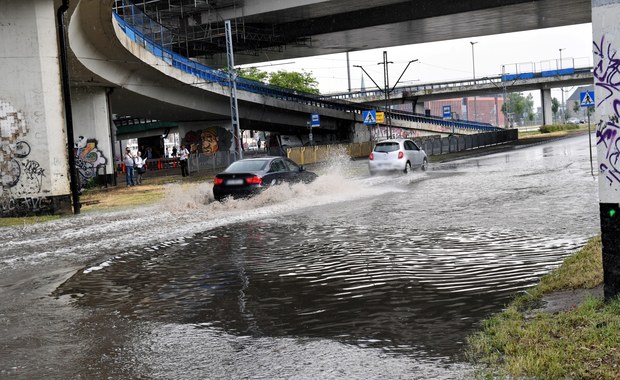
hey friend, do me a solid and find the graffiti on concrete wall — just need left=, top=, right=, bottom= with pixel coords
left=184, top=127, right=231, bottom=155
left=74, top=136, right=107, bottom=187
left=372, top=126, right=422, bottom=140
left=593, top=35, right=620, bottom=191
left=0, top=99, right=46, bottom=194
left=0, top=99, right=53, bottom=215
left=1, top=196, right=55, bottom=215
left=201, top=128, right=220, bottom=155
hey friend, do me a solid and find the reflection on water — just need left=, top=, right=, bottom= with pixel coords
left=54, top=221, right=584, bottom=359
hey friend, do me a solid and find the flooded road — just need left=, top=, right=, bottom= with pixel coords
left=0, top=134, right=600, bottom=379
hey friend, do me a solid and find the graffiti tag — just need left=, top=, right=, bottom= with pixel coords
left=594, top=36, right=620, bottom=188
left=23, top=159, right=46, bottom=192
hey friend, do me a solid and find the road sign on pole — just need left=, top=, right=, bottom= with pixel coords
left=442, top=105, right=452, bottom=119
left=311, top=113, right=320, bottom=127
left=376, top=112, right=385, bottom=124
left=363, top=110, right=377, bottom=125
left=580, top=91, right=595, bottom=107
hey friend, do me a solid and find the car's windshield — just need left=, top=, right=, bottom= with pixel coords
left=374, top=142, right=399, bottom=152
left=225, top=159, right=269, bottom=173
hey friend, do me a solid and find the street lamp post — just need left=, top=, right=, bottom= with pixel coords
left=470, top=41, right=478, bottom=123
left=354, top=53, right=418, bottom=140
left=378, top=51, right=393, bottom=138
left=559, top=48, right=565, bottom=124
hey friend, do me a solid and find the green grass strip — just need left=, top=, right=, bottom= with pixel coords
left=467, top=236, right=620, bottom=379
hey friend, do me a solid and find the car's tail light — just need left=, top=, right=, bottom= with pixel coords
left=398, top=151, right=404, bottom=159
left=213, top=177, right=224, bottom=185
left=369, top=153, right=374, bottom=160
left=245, top=176, right=262, bottom=185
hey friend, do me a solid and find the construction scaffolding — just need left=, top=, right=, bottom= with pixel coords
left=113, top=0, right=285, bottom=59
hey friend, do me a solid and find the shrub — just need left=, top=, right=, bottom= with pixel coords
left=539, top=124, right=580, bottom=133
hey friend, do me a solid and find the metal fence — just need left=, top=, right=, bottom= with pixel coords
left=187, top=151, right=236, bottom=174
left=114, top=130, right=518, bottom=175
left=286, top=129, right=519, bottom=165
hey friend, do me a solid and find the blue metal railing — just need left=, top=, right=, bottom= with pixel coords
left=324, top=66, right=592, bottom=100
left=112, top=9, right=501, bottom=133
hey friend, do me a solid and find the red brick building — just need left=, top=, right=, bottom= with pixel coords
left=425, top=97, right=505, bottom=127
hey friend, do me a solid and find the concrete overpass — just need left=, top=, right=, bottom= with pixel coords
left=120, top=0, right=591, bottom=67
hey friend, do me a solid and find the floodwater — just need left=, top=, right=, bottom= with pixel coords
left=0, top=134, right=600, bottom=379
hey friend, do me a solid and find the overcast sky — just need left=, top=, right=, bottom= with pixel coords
left=244, top=23, right=593, bottom=108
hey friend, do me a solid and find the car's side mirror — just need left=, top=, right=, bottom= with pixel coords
left=299, top=166, right=305, bottom=172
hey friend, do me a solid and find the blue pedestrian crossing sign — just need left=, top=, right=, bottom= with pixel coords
left=580, top=91, right=595, bottom=107
left=363, top=110, right=377, bottom=125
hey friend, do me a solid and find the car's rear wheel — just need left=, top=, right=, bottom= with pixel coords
left=404, top=161, right=411, bottom=174
left=421, top=158, right=428, bottom=171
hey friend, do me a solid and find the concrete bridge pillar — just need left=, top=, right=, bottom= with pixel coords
left=413, top=102, right=426, bottom=115
left=541, top=88, right=553, bottom=125
left=593, top=0, right=620, bottom=300
left=352, top=122, right=372, bottom=143
left=71, top=87, right=115, bottom=185
left=0, top=1, right=72, bottom=216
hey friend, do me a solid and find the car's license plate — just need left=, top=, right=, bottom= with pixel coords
left=226, top=179, right=243, bottom=185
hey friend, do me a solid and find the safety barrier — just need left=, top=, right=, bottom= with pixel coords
left=286, top=130, right=518, bottom=165
left=417, top=129, right=518, bottom=156
left=116, top=157, right=181, bottom=174
left=286, top=142, right=373, bottom=165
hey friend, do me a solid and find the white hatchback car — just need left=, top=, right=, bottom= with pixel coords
left=368, top=138, right=428, bottom=175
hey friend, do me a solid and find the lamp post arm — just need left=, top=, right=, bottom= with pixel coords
left=389, top=59, right=418, bottom=93
left=353, top=65, right=383, bottom=92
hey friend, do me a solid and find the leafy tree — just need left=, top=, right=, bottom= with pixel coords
left=502, top=92, right=535, bottom=123
left=551, top=97, right=560, bottom=117
left=235, top=68, right=320, bottom=94
left=572, top=100, right=581, bottom=114
left=236, top=67, right=269, bottom=83
left=268, top=70, right=320, bottom=94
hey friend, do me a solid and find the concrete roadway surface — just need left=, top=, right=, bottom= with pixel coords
left=0, top=132, right=599, bottom=379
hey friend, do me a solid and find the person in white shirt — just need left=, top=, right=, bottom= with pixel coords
left=134, top=151, right=146, bottom=185
left=124, top=148, right=135, bottom=187
left=179, top=145, right=190, bottom=177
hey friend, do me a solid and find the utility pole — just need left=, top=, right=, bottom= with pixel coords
left=354, top=53, right=418, bottom=140
left=378, top=51, right=393, bottom=138
left=346, top=52, right=352, bottom=93
left=470, top=41, right=478, bottom=123
left=57, top=0, right=81, bottom=214
left=225, top=20, right=243, bottom=160
left=559, top=48, right=565, bottom=124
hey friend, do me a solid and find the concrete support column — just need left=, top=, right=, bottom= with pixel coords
left=413, top=102, right=426, bottom=115
left=593, top=0, right=620, bottom=300
left=71, top=87, right=114, bottom=186
left=541, top=88, right=553, bottom=126
left=352, top=122, right=372, bottom=143
left=0, top=1, right=71, bottom=216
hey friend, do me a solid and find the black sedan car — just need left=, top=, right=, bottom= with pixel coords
left=213, top=157, right=317, bottom=201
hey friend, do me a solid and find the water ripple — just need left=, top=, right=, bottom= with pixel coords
left=54, top=221, right=585, bottom=358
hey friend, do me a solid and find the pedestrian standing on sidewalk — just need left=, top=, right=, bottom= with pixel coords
left=124, top=147, right=135, bottom=187
left=134, top=151, right=146, bottom=185
left=179, top=145, right=190, bottom=177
